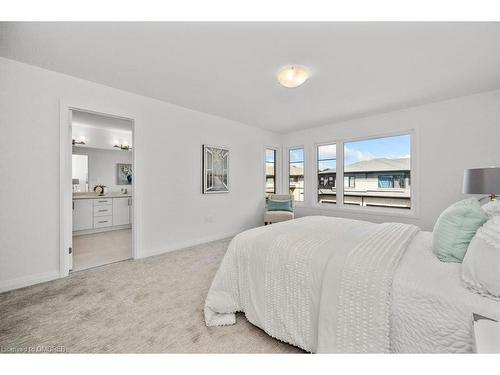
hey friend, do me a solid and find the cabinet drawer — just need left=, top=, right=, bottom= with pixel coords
left=93, top=216, right=113, bottom=228
left=93, top=198, right=113, bottom=206
left=94, top=205, right=112, bottom=217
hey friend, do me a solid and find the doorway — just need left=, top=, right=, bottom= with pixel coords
left=69, top=109, right=135, bottom=272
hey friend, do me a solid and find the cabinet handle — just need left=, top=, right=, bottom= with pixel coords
left=98, top=209, right=107, bottom=212
left=98, top=220, right=108, bottom=224
left=72, top=201, right=75, bottom=210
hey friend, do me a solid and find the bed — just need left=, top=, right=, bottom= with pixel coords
left=391, top=230, right=500, bottom=352
left=204, top=216, right=500, bottom=353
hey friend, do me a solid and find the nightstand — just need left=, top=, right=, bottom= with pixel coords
left=472, top=313, right=500, bottom=353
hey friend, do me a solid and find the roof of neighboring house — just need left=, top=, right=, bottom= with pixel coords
left=267, top=164, right=305, bottom=177
left=267, top=157, right=410, bottom=177
left=289, top=165, right=304, bottom=177
left=266, top=164, right=275, bottom=176
left=318, top=157, right=410, bottom=175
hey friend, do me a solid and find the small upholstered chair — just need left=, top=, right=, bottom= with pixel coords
left=264, top=194, right=294, bottom=225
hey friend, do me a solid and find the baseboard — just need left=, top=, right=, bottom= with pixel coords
left=137, top=230, right=241, bottom=259
left=0, top=270, right=60, bottom=293
left=73, top=224, right=132, bottom=237
left=0, top=228, right=251, bottom=293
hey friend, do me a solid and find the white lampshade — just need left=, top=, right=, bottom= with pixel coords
left=277, top=66, right=310, bottom=88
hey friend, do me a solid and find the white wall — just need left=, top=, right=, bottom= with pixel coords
left=72, top=147, right=133, bottom=193
left=72, top=123, right=133, bottom=150
left=2, top=54, right=500, bottom=292
left=282, top=90, right=500, bottom=231
left=0, top=57, right=280, bottom=291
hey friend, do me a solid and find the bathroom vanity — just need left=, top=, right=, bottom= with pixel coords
left=73, top=193, right=132, bottom=235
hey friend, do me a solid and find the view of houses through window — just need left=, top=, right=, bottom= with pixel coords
left=285, top=134, right=411, bottom=209
left=343, top=134, right=411, bottom=209
left=289, top=148, right=304, bottom=202
left=316, top=134, right=411, bottom=209
left=317, top=144, right=337, bottom=204
left=265, top=148, right=276, bottom=197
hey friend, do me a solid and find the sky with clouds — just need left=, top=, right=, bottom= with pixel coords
left=286, top=134, right=410, bottom=171
left=344, top=134, right=411, bottom=165
left=314, top=134, right=410, bottom=171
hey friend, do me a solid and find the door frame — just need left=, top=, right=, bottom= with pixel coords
left=59, top=99, right=139, bottom=277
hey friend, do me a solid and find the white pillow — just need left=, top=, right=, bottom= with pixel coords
left=482, top=200, right=500, bottom=218
left=462, top=216, right=500, bottom=300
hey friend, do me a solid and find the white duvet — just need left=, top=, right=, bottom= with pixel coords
left=205, top=216, right=419, bottom=352
left=391, top=231, right=500, bottom=353
left=204, top=216, right=500, bottom=353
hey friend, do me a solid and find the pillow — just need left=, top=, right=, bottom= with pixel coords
left=462, top=216, right=500, bottom=300
left=432, top=198, right=488, bottom=262
left=267, top=199, right=293, bottom=212
left=482, top=200, right=500, bottom=218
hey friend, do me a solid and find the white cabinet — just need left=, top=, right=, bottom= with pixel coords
left=93, top=198, right=113, bottom=206
left=94, top=205, right=113, bottom=217
left=473, top=314, right=500, bottom=353
left=93, top=216, right=113, bottom=228
left=72, top=199, right=93, bottom=231
left=73, top=196, right=132, bottom=234
left=113, top=197, right=131, bottom=226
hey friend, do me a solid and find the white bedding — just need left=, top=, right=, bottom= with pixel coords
left=204, top=216, right=500, bottom=353
left=391, top=231, right=500, bottom=353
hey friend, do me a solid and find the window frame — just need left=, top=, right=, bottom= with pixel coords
left=311, top=130, right=417, bottom=218
left=287, top=146, right=306, bottom=204
left=315, top=141, right=338, bottom=205
left=264, top=147, right=279, bottom=197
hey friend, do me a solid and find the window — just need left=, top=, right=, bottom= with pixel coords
left=378, top=175, right=394, bottom=188
left=378, top=174, right=407, bottom=189
left=344, top=175, right=355, bottom=188
left=317, top=144, right=336, bottom=204
left=289, top=148, right=304, bottom=202
left=265, top=148, right=277, bottom=197
left=343, top=134, right=411, bottom=209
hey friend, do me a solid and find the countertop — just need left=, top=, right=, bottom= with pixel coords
left=73, top=193, right=132, bottom=200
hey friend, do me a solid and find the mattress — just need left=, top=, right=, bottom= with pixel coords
left=391, top=231, right=500, bottom=353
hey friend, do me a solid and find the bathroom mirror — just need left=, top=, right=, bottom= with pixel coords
left=72, top=154, right=89, bottom=192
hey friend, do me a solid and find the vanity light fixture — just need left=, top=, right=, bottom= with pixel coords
left=113, top=141, right=132, bottom=151
left=277, top=66, right=310, bottom=88
left=72, top=136, right=86, bottom=145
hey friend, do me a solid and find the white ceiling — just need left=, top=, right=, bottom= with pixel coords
left=72, top=110, right=133, bottom=132
left=2, top=22, right=500, bottom=133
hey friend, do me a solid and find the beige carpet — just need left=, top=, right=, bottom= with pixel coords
left=0, top=238, right=302, bottom=353
left=73, top=228, right=132, bottom=271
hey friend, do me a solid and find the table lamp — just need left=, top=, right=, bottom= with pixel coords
left=463, top=167, right=500, bottom=201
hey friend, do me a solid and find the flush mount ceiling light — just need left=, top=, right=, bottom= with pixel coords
left=277, top=66, right=310, bottom=88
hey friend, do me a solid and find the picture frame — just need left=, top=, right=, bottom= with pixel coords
left=117, top=163, right=133, bottom=185
left=202, top=144, right=229, bottom=194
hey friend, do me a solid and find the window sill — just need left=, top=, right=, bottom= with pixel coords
left=306, top=203, right=419, bottom=219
